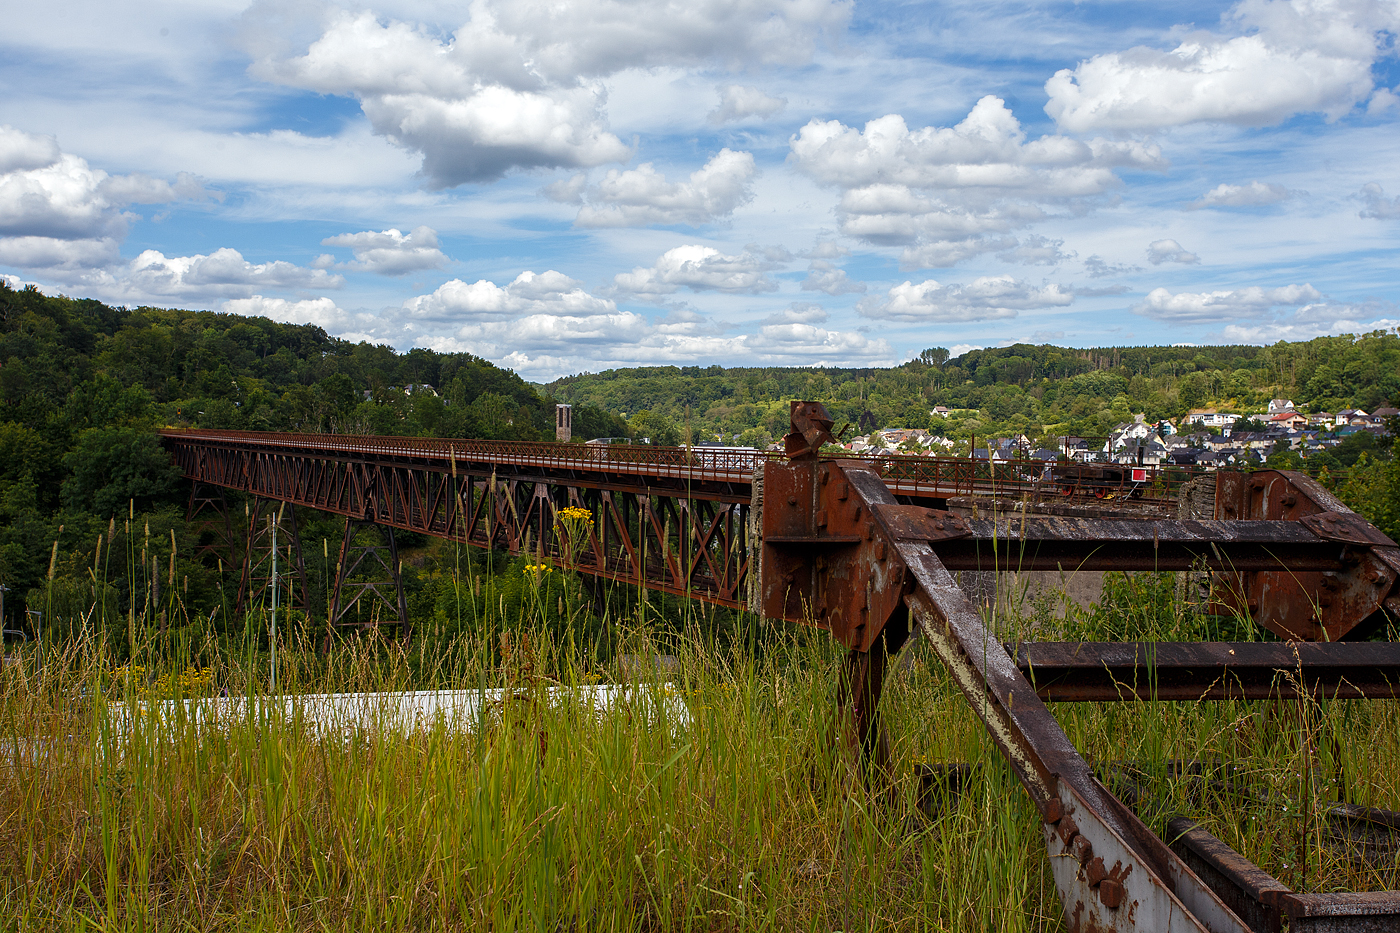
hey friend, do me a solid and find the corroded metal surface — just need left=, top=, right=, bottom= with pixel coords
left=1015, top=642, right=1400, bottom=702
left=1213, top=470, right=1400, bottom=641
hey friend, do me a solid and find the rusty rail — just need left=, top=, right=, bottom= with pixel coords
left=1015, top=642, right=1400, bottom=702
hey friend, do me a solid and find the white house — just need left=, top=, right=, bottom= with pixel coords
left=1183, top=409, right=1243, bottom=429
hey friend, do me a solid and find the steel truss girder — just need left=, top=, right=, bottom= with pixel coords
left=327, top=516, right=409, bottom=637
left=165, top=435, right=756, bottom=608
left=235, top=497, right=312, bottom=621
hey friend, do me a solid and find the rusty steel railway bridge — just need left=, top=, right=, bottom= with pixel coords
left=162, top=406, right=1400, bottom=933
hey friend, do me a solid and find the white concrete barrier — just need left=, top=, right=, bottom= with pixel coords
left=99, top=684, right=690, bottom=739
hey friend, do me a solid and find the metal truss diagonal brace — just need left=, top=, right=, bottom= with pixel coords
left=328, top=517, right=410, bottom=639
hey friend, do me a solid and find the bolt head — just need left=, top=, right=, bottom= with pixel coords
left=1099, top=878, right=1125, bottom=909
left=1084, top=856, right=1107, bottom=887
left=1071, top=835, right=1093, bottom=863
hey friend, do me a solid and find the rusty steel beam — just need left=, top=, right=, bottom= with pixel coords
left=1214, top=470, right=1400, bottom=641
left=1168, top=817, right=1400, bottom=932
left=1014, top=642, right=1400, bottom=702
left=929, top=515, right=1382, bottom=573
left=757, top=401, right=1400, bottom=933
left=758, top=420, right=1251, bottom=931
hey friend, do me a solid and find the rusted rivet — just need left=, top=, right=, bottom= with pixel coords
left=926, top=509, right=940, bottom=519
left=787, top=496, right=798, bottom=506
left=1368, top=569, right=1386, bottom=584
left=1056, top=815, right=1079, bottom=845
left=1099, top=878, right=1125, bottom=909
left=934, top=521, right=945, bottom=531
left=1071, top=835, right=1092, bottom=863
left=1042, top=799, right=1063, bottom=824
left=816, top=509, right=828, bottom=528
left=1247, top=599, right=1259, bottom=612
left=875, top=541, right=886, bottom=561
left=1250, top=476, right=1267, bottom=490
left=1319, top=595, right=1333, bottom=608
left=820, top=469, right=829, bottom=485
left=1084, top=856, right=1107, bottom=887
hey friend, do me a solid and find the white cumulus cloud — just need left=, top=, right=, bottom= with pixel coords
left=0, top=126, right=221, bottom=273
left=0, top=236, right=120, bottom=271
left=126, top=248, right=343, bottom=300
left=321, top=225, right=447, bottom=275
left=1044, top=0, right=1400, bottom=131
left=610, top=244, right=779, bottom=301
left=1146, top=239, right=1200, bottom=265
left=788, top=96, right=1164, bottom=269
left=404, top=270, right=616, bottom=322
left=858, top=275, right=1074, bottom=323
left=0, top=125, right=61, bottom=174
left=1188, top=181, right=1296, bottom=209
left=573, top=149, right=757, bottom=227
left=708, top=85, right=788, bottom=123
left=800, top=259, right=866, bottom=295
left=1133, top=283, right=1323, bottom=323
left=249, top=1, right=849, bottom=187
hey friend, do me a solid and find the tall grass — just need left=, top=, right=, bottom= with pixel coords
left=2, top=542, right=1398, bottom=930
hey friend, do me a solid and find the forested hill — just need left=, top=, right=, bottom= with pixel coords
left=547, top=337, right=1400, bottom=448
left=0, top=282, right=625, bottom=612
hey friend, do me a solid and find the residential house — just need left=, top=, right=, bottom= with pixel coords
left=930, top=406, right=950, bottom=417
left=1059, top=437, right=1095, bottom=462
left=1269, top=411, right=1307, bottom=431
left=1105, top=415, right=1154, bottom=451
left=1267, top=399, right=1296, bottom=414
left=1369, top=408, right=1398, bottom=432
left=1337, top=409, right=1369, bottom=426
left=1184, top=409, right=1243, bottom=429
left=1194, top=450, right=1222, bottom=469
left=1307, top=412, right=1335, bottom=428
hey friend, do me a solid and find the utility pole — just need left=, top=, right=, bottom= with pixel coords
left=270, top=507, right=279, bottom=693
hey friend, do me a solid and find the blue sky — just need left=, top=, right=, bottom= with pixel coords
left=2, top=0, right=1398, bottom=381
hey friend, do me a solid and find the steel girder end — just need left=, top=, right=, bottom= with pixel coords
left=783, top=400, right=836, bottom=461
left=1213, top=470, right=1400, bottom=642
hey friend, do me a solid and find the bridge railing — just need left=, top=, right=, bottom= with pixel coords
left=161, top=429, right=1212, bottom=501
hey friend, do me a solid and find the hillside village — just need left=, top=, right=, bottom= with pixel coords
left=822, top=398, right=1397, bottom=469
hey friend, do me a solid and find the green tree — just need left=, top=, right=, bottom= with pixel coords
left=61, top=426, right=183, bottom=516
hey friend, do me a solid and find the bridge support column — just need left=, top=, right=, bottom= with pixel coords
left=236, top=498, right=312, bottom=622
left=327, top=517, right=410, bottom=642
left=186, top=480, right=237, bottom=568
